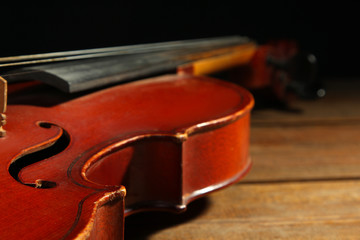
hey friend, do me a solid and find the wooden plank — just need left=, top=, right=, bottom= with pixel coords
left=243, top=123, right=360, bottom=182
left=243, top=78, right=360, bottom=182
left=125, top=180, right=360, bottom=239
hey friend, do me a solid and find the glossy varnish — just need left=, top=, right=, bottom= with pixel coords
left=0, top=74, right=253, bottom=239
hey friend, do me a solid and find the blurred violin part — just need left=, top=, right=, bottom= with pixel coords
left=231, top=40, right=324, bottom=109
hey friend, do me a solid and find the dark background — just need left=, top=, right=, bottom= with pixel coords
left=1, top=1, right=359, bottom=78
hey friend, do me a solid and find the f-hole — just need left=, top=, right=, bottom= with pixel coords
left=8, top=122, right=70, bottom=188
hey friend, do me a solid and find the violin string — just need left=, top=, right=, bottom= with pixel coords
left=0, top=43, right=251, bottom=79
left=0, top=36, right=249, bottom=67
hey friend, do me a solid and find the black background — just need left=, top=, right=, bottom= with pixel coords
left=1, top=1, right=359, bottom=78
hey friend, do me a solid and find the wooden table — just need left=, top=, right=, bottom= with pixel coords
left=125, top=78, right=360, bottom=239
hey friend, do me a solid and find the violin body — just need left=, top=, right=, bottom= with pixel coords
left=0, top=74, right=253, bottom=239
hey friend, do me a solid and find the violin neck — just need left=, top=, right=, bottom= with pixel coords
left=0, top=36, right=257, bottom=93
left=0, top=36, right=250, bottom=68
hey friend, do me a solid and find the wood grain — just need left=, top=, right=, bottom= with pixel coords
left=245, top=78, right=360, bottom=182
left=244, top=123, right=360, bottom=182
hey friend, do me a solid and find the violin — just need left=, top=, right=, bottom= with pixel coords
left=0, top=36, right=319, bottom=239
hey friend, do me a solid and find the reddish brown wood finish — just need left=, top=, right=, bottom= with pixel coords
left=0, top=74, right=253, bottom=239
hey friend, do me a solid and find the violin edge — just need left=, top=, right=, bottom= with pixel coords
left=74, top=186, right=126, bottom=240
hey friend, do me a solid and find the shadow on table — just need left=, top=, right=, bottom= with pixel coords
left=124, top=197, right=210, bottom=239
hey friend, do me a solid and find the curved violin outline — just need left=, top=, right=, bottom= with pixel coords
left=4, top=75, right=254, bottom=239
